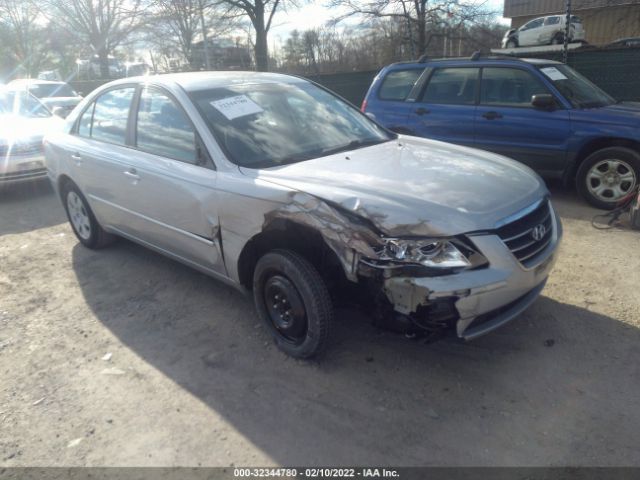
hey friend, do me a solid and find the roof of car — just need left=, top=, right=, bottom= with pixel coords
left=8, top=79, right=68, bottom=86
left=388, top=55, right=562, bottom=69
left=108, top=71, right=307, bottom=92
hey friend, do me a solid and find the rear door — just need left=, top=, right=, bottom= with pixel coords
left=120, top=85, right=225, bottom=274
left=474, top=66, right=570, bottom=175
left=64, top=86, right=138, bottom=230
left=405, top=66, right=478, bottom=147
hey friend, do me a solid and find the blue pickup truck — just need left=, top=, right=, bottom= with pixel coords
left=362, top=56, right=640, bottom=209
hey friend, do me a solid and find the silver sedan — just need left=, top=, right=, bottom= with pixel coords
left=45, top=72, right=561, bottom=358
left=1, top=89, right=64, bottom=186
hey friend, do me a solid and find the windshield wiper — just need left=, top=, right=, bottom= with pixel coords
left=320, top=138, right=387, bottom=157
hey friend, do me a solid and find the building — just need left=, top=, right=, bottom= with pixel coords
left=503, top=0, right=640, bottom=45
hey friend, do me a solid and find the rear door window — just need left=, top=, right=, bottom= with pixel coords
left=90, top=87, right=135, bottom=145
left=421, top=68, right=479, bottom=105
left=378, top=69, right=423, bottom=101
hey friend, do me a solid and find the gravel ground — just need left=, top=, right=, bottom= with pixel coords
left=1, top=180, right=639, bottom=467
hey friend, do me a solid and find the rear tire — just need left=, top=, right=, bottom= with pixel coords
left=62, top=182, right=115, bottom=248
left=576, top=147, right=640, bottom=209
left=253, top=250, right=332, bottom=359
left=551, top=33, right=564, bottom=45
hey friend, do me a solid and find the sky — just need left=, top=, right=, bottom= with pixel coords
left=268, top=0, right=510, bottom=46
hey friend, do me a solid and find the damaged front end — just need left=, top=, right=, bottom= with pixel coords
left=357, top=237, right=490, bottom=339
left=262, top=191, right=495, bottom=340
left=259, top=186, right=559, bottom=342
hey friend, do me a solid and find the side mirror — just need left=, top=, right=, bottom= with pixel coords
left=51, top=106, right=66, bottom=118
left=531, top=94, right=557, bottom=110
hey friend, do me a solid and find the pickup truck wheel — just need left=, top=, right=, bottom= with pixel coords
left=62, top=182, right=115, bottom=248
left=506, top=39, right=517, bottom=48
left=253, top=250, right=332, bottom=358
left=577, top=147, right=640, bottom=209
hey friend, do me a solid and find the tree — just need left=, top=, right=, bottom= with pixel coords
left=38, top=0, right=146, bottom=78
left=330, top=0, right=495, bottom=56
left=147, top=0, right=238, bottom=70
left=216, top=0, right=288, bottom=71
left=0, top=0, right=48, bottom=77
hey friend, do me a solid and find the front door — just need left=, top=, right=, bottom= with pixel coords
left=120, top=86, right=225, bottom=274
left=518, top=18, right=545, bottom=46
left=474, top=67, right=571, bottom=176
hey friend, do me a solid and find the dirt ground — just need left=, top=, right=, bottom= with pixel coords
left=1, top=179, right=639, bottom=467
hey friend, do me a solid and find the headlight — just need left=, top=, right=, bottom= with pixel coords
left=378, top=239, right=471, bottom=269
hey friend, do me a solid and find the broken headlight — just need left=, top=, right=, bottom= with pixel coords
left=377, top=239, right=472, bottom=269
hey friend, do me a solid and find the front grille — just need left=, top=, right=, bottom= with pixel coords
left=496, top=200, right=553, bottom=266
left=0, top=142, right=43, bottom=157
left=0, top=168, right=47, bottom=182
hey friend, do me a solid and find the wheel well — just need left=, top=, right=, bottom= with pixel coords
left=237, top=220, right=347, bottom=290
left=567, top=138, right=640, bottom=184
left=57, top=174, right=73, bottom=202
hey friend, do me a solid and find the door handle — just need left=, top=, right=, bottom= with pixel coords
left=123, top=168, right=140, bottom=181
left=482, top=111, right=503, bottom=120
left=71, top=153, right=82, bottom=165
left=415, top=107, right=430, bottom=116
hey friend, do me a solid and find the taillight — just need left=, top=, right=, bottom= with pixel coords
left=361, top=99, right=368, bottom=112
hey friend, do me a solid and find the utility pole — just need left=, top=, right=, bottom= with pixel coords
left=199, top=0, right=211, bottom=69
left=563, top=0, right=571, bottom=64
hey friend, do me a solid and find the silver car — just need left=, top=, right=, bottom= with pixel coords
left=45, top=72, right=562, bottom=358
left=8, top=79, right=83, bottom=118
left=1, top=88, right=64, bottom=186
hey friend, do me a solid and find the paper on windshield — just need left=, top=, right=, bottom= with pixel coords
left=540, top=67, right=568, bottom=81
left=210, top=95, right=263, bottom=120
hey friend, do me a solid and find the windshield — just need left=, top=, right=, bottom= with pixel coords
left=189, top=82, right=393, bottom=168
left=538, top=64, right=614, bottom=108
left=29, top=83, right=78, bottom=98
left=0, top=90, right=51, bottom=118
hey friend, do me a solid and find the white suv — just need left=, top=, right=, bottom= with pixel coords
left=502, top=15, right=585, bottom=48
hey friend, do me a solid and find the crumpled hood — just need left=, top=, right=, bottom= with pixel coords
left=0, top=114, right=65, bottom=143
left=240, top=136, right=548, bottom=236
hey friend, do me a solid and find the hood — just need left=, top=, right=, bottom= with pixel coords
left=569, top=101, right=640, bottom=127
left=240, top=136, right=547, bottom=237
left=40, top=97, right=83, bottom=109
left=0, top=114, right=66, bottom=143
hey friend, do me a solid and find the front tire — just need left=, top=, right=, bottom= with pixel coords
left=253, top=250, right=332, bottom=359
left=62, top=182, right=115, bottom=248
left=576, top=147, right=640, bottom=209
left=506, top=39, right=517, bottom=48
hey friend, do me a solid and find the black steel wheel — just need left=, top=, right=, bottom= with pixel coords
left=253, top=250, right=332, bottom=358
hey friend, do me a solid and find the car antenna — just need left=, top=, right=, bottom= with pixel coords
left=470, top=50, right=482, bottom=60
left=417, top=53, right=429, bottom=63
